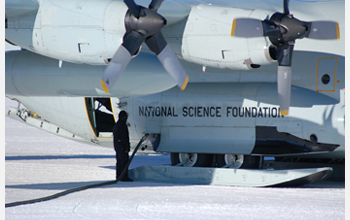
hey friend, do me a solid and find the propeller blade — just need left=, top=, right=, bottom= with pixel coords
left=101, top=31, right=145, bottom=93
left=232, top=18, right=281, bottom=38
left=101, top=46, right=132, bottom=94
left=276, top=44, right=294, bottom=116
left=277, top=66, right=292, bottom=116
left=283, top=0, right=290, bottom=15
left=158, top=44, right=189, bottom=90
left=122, top=31, right=145, bottom=56
left=149, top=0, right=164, bottom=11
left=231, top=18, right=264, bottom=37
left=146, top=32, right=188, bottom=90
left=123, top=0, right=140, bottom=18
left=276, top=44, right=294, bottom=66
left=157, top=44, right=188, bottom=90
left=308, top=21, right=340, bottom=40
left=145, top=32, right=167, bottom=55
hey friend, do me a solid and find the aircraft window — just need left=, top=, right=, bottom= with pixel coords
left=321, top=74, right=330, bottom=85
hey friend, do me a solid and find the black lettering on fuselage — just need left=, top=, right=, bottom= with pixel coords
left=139, top=106, right=178, bottom=117
left=140, top=106, right=283, bottom=118
left=225, top=106, right=284, bottom=118
left=182, top=106, right=221, bottom=117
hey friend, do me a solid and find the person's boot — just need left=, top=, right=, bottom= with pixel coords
left=121, top=177, right=133, bottom=182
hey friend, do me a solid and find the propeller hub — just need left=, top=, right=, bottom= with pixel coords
left=269, top=12, right=310, bottom=46
left=125, top=7, right=167, bottom=37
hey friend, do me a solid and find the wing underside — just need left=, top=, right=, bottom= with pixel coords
left=5, top=0, right=39, bottom=17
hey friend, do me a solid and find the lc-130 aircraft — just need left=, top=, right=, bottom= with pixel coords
left=5, top=0, right=344, bottom=170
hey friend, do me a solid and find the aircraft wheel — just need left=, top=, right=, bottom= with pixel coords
left=216, top=154, right=260, bottom=169
left=216, top=154, right=244, bottom=168
left=171, top=153, right=213, bottom=167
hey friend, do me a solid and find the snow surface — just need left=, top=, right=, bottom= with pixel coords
left=4, top=98, right=346, bottom=219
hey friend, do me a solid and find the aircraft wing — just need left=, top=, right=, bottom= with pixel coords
left=5, top=0, right=344, bottom=102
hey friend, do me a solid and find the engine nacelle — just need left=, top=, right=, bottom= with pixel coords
left=5, top=0, right=127, bottom=65
left=182, top=4, right=276, bottom=70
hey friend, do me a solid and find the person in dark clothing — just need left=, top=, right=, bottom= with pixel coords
left=113, top=110, right=133, bottom=182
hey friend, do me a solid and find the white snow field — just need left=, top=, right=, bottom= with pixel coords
left=5, top=98, right=345, bottom=220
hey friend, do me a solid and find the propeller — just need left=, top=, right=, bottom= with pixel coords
left=101, top=0, right=189, bottom=94
left=232, top=0, right=340, bottom=115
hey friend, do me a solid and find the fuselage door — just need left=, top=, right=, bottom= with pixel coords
left=85, top=98, right=115, bottom=138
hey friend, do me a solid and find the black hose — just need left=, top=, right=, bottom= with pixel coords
left=5, top=135, right=148, bottom=208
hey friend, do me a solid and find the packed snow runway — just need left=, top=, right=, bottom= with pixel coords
left=5, top=99, right=345, bottom=220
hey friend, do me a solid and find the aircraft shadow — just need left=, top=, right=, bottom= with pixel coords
left=5, top=180, right=185, bottom=191
left=5, top=178, right=344, bottom=191
left=5, top=155, right=115, bottom=161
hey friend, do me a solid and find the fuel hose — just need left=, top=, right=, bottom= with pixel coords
left=5, top=135, right=148, bottom=208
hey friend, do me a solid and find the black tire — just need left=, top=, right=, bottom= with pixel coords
left=171, top=153, right=214, bottom=167
left=216, top=154, right=260, bottom=169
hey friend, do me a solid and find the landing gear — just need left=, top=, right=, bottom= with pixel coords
left=215, top=154, right=244, bottom=168
left=171, top=153, right=213, bottom=167
left=171, top=153, right=259, bottom=169
left=150, top=152, right=333, bottom=186
left=216, top=154, right=260, bottom=169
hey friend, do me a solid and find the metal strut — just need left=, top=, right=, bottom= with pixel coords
left=5, top=134, right=149, bottom=208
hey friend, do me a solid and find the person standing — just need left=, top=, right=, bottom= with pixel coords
left=113, top=110, right=133, bottom=181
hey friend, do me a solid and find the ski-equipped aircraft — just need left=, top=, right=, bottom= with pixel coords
left=5, top=0, right=344, bottom=176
